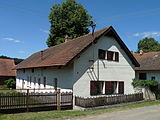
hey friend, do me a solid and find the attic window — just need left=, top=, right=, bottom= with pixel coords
left=107, top=51, right=114, bottom=60
left=98, top=49, right=105, bottom=59
left=98, top=49, right=119, bottom=62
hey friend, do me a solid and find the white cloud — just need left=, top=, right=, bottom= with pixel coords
left=40, top=29, right=49, bottom=34
left=18, top=51, right=25, bottom=54
left=133, top=32, right=160, bottom=38
left=3, top=37, right=22, bottom=43
left=15, top=40, right=21, bottom=43
left=3, top=37, right=14, bottom=41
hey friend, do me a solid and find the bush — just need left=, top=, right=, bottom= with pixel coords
left=4, top=78, right=16, bottom=89
left=132, top=79, right=158, bottom=88
left=132, top=79, right=160, bottom=99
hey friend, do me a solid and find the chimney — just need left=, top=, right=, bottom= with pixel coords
left=40, top=50, right=43, bottom=60
left=140, top=50, right=143, bottom=55
left=65, top=35, right=72, bottom=43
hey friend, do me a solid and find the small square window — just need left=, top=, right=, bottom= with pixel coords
left=139, top=73, right=147, bottom=80
left=151, top=76, right=156, bottom=80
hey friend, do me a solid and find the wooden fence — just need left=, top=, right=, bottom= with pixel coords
left=0, top=89, right=73, bottom=113
left=75, top=93, right=143, bottom=108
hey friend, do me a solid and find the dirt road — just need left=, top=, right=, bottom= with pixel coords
left=69, top=105, right=160, bottom=120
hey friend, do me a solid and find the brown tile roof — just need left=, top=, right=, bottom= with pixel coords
left=0, top=59, right=16, bottom=76
left=14, top=26, right=139, bottom=69
left=134, top=51, right=160, bottom=71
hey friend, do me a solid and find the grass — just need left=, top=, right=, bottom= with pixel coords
left=0, top=86, right=17, bottom=93
left=0, top=100, right=160, bottom=120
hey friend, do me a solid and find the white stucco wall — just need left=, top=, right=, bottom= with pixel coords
left=136, top=71, right=160, bottom=82
left=16, top=36, right=136, bottom=96
left=73, top=36, right=136, bottom=97
left=16, top=65, right=73, bottom=92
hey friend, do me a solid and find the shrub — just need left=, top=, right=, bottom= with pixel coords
left=132, top=79, right=158, bottom=88
left=4, top=78, right=16, bottom=89
left=132, top=79, right=160, bottom=99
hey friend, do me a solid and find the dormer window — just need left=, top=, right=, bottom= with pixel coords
left=98, top=49, right=119, bottom=62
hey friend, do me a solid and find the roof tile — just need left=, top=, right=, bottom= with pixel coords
left=0, top=59, right=16, bottom=76
left=134, top=51, right=160, bottom=71
left=14, top=26, right=139, bottom=69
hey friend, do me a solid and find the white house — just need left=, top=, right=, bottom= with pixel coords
left=14, top=26, right=139, bottom=98
left=134, top=51, right=160, bottom=82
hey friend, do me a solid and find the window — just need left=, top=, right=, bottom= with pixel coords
left=30, top=76, right=32, bottom=85
left=98, top=49, right=106, bottom=59
left=90, top=81, right=104, bottom=95
left=90, top=81, right=124, bottom=95
left=31, top=68, right=34, bottom=73
left=23, top=69, right=25, bottom=73
left=98, top=49, right=119, bottom=62
left=151, top=76, right=156, bottom=80
left=107, top=51, right=114, bottom=61
left=27, top=76, right=29, bottom=85
left=54, top=78, right=58, bottom=90
left=115, top=52, right=119, bottom=62
left=118, top=82, right=124, bottom=94
left=105, top=81, right=118, bottom=94
left=22, top=79, right=24, bottom=89
left=38, top=78, right=41, bottom=87
left=34, top=77, right=36, bottom=85
left=139, top=73, right=147, bottom=80
left=43, top=77, right=46, bottom=88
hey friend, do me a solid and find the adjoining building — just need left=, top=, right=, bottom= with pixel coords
left=134, top=51, right=160, bottom=82
left=0, top=59, right=16, bottom=85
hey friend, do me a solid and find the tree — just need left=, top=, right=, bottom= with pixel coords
left=137, top=37, right=160, bottom=53
left=0, top=55, right=23, bottom=65
left=4, top=78, right=16, bottom=89
left=46, top=0, right=92, bottom=47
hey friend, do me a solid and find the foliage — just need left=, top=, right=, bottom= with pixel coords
left=137, top=37, right=160, bottom=53
left=132, top=79, right=159, bottom=88
left=46, top=0, right=92, bottom=47
left=132, top=79, right=160, bottom=99
left=0, top=55, right=23, bottom=65
left=4, top=78, right=16, bottom=89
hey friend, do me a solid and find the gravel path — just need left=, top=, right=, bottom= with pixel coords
left=66, top=105, right=160, bottom=120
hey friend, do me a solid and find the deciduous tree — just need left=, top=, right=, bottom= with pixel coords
left=46, top=0, right=92, bottom=47
left=138, top=37, right=160, bottom=52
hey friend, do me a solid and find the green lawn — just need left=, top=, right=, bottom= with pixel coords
left=0, top=100, right=160, bottom=120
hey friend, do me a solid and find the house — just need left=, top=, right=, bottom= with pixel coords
left=134, top=51, right=160, bottom=82
left=14, top=26, right=139, bottom=98
left=0, top=59, right=16, bottom=85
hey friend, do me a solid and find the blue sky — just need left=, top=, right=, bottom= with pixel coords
left=0, top=0, right=160, bottom=59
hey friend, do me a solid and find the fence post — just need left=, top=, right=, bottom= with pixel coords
left=57, top=89, right=61, bottom=110
left=26, top=89, right=29, bottom=112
